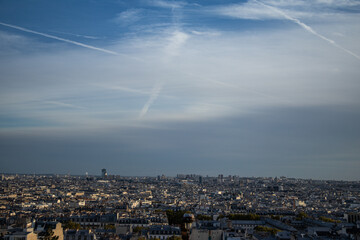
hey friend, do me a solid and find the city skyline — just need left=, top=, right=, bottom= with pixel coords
left=2, top=172, right=359, bottom=240
left=0, top=0, right=360, bottom=180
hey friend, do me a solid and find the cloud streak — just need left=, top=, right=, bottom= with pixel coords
left=139, top=81, right=163, bottom=118
left=139, top=31, right=189, bottom=118
left=49, top=30, right=102, bottom=40
left=114, top=9, right=143, bottom=24
left=92, top=84, right=151, bottom=95
left=148, top=0, right=186, bottom=9
left=0, top=22, right=118, bottom=55
left=43, top=101, right=86, bottom=110
left=254, top=0, right=360, bottom=61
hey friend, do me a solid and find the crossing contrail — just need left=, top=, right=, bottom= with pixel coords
left=0, top=22, right=118, bottom=55
left=254, top=0, right=360, bottom=61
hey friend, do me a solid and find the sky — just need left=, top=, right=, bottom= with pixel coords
left=0, top=0, right=360, bottom=180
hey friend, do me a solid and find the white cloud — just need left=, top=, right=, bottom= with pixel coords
left=0, top=22, right=118, bottom=55
left=209, top=1, right=313, bottom=20
left=208, top=0, right=360, bottom=22
left=191, top=30, right=221, bottom=37
left=314, top=0, right=360, bottom=7
left=213, top=1, right=282, bottom=20
left=43, top=101, right=86, bottom=110
left=49, top=30, right=102, bottom=40
left=1, top=10, right=360, bottom=130
left=164, top=30, right=189, bottom=56
left=139, top=81, right=163, bottom=118
left=114, top=9, right=143, bottom=24
left=255, top=0, right=360, bottom=61
left=93, top=84, right=151, bottom=95
left=138, top=30, right=189, bottom=118
left=147, top=0, right=186, bottom=9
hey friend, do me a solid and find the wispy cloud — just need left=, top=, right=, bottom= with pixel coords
left=0, top=22, right=118, bottom=55
left=314, top=0, right=360, bottom=7
left=147, top=0, right=186, bottom=9
left=43, top=101, right=86, bottom=110
left=212, top=1, right=284, bottom=20
left=208, top=0, right=357, bottom=21
left=191, top=30, right=220, bottom=37
left=49, top=30, right=102, bottom=40
left=92, top=84, right=151, bottom=95
left=139, top=30, right=190, bottom=118
left=138, top=0, right=189, bottom=119
left=165, top=30, right=189, bottom=56
left=139, top=81, right=163, bottom=118
left=114, top=9, right=143, bottom=25
left=254, top=0, right=360, bottom=61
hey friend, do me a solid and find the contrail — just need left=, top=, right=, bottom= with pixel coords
left=254, top=0, right=360, bottom=61
left=44, top=101, right=86, bottom=110
left=92, top=84, right=152, bottom=95
left=50, top=30, right=102, bottom=40
left=139, top=81, right=163, bottom=118
left=138, top=3, right=187, bottom=119
left=0, top=22, right=118, bottom=55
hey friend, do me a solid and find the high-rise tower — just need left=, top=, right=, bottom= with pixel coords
left=101, top=168, right=107, bottom=178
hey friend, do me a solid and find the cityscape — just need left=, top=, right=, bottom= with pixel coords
left=0, top=170, right=359, bottom=240
left=1, top=0, right=360, bottom=239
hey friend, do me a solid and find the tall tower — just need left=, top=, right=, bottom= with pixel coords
left=101, top=168, right=107, bottom=178
left=218, top=174, right=224, bottom=183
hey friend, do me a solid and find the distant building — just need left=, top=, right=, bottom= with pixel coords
left=5, top=230, right=37, bottom=240
left=190, top=228, right=223, bottom=240
left=34, top=221, right=64, bottom=240
left=147, top=225, right=181, bottom=239
left=345, top=213, right=360, bottom=224
left=64, top=229, right=97, bottom=240
left=101, top=169, right=107, bottom=178
left=218, top=174, right=224, bottom=183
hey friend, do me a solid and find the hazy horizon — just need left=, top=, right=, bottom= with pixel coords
left=2, top=171, right=359, bottom=182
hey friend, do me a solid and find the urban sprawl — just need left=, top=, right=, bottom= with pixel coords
left=1, top=170, right=360, bottom=240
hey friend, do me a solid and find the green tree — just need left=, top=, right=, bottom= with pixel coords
left=43, top=227, right=59, bottom=240
left=296, top=211, right=308, bottom=220
left=62, top=221, right=81, bottom=230
left=319, top=216, right=341, bottom=223
left=166, top=210, right=188, bottom=225
left=168, top=236, right=182, bottom=240
left=104, top=224, right=115, bottom=230
left=254, top=226, right=280, bottom=235
left=270, top=215, right=281, bottom=220
left=133, top=226, right=145, bottom=233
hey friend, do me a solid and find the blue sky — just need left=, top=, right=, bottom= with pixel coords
left=0, top=0, right=360, bottom=179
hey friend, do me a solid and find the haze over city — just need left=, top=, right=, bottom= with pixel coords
left=0, top=0, right=360, bottom=180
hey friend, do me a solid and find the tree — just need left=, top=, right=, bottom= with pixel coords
left=104, top=224, right=115, bottom=230
left=133, top=226, right=145, bottom=233
left=168, top=236, right=182, bottom=240
left=166, top=210, right=188, bottom=225
left=43, top=227, right=59, bottom=240
left=319, top=216, right=341, bottom=223
left=270, top=215, right=281, bottom=220
left=254, top=226, right=280, bottom=235
left=62, top=221, right=81, bottom=230
left=296, top=211, right=308, bottom=220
